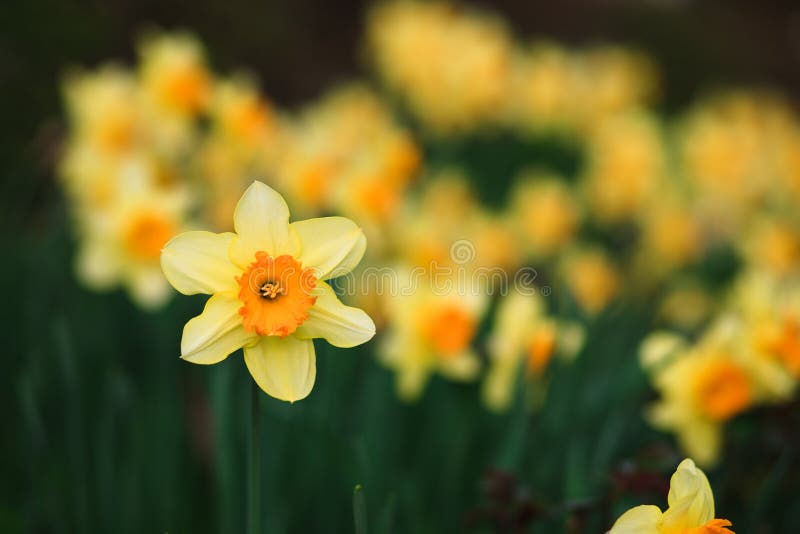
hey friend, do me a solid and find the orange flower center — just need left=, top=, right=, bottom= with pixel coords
left=422, top=305, right=476, bottom=357
left=355, top=179, right=400, bottom=220
left=694, top=359, right=752, bottom=421
left=227, top=99, right=272, bottom=142
left=236, top=252, right=317, bottom=337
left=526, top=327, right=557, bottom=377
left=162, top=65, right=210, bottom=113
left=124, top=213, right=176, bottom=261
left=683, top=518, right=734, bottom=534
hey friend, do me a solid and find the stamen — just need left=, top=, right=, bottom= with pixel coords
left=259, top=281, right=285, bottom=299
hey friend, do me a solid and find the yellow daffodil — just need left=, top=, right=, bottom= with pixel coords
left=63, top=66, right=141, bottom=155
left=139, top=31, right=212, bottom=117
left=574, top=47, right=658, bottom=132
left=506, top=43, right=576, bottom=132
left=739, top=216, right=800, bottom=278
left=730, top=270, right=800, bottom=388
left=609, top=458, right=733, bottom=534
left=582, top=112, right=665, bottom=223
left=75, top=168, right=190, bottom=309
left=379, top=270, right=486, bottom=400
left=272, top=84, right=419, bottom=229
left=508, top=172, right=580, bottom=260
left=562, top=248, right=621, bottom=315
left=642, top=319, right=771, bottom=466
left=161, top=181, right=375, bottom=402
left=483, top=291, right=584, bottom=411
left=367, top=0, right=512, bottom=134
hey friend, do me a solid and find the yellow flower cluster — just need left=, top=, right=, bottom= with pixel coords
left=59, top=0, right=800, bottom=430
left=367, top=1, right=513, bottom=134
left=60, top=33, right=419, bottom=309
left=368, top=1, right=656, bottom=135
left=268, top=84, right=421, bottom=235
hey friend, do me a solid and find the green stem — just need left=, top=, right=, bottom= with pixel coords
left=248, top=381, right=262, bottom=534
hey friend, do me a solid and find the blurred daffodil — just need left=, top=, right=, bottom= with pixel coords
left=379, top=270, right=486, bottom=400
left=562, top=248, right=621, bottom=316
left=609, top=458, right=733, bottom=534
left=508, top=172, right=580, bottom=260
left=75, top=167, right=190, bottom=309
left=483, top=291, right=584, bottom=411
left=643, top=320, right=766, bottom=466
left=161, top=181, right=375, bottom=402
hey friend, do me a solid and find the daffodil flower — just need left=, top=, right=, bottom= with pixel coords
left=161, top=181, right=375, bottom=402
left=609, top=459, right=733, bottom=534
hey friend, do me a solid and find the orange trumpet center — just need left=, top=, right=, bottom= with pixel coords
left=236, top=252, right=318, bottom=337
left=694, top=359, right=752, bottom=421
left=124, top=212, right=176, bottom=261
left=683, top=518, right=734, bottom=534
left=525, top=327, right=557, bottom=377
left=422, top=305, right=476, bottom=357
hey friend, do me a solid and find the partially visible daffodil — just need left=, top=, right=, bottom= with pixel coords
left=74, top=159, right=190, bottom=309
left=609, top=458, right=733, bottom=534
left=161, top=181, right=375, bottom=402
left=379, top=270, right=486, bottom=400
left=642, top=319, right=765, bottom=466
left=483, top=291, right=584, bottom=412
left=561, top=247, right=621, bottom=316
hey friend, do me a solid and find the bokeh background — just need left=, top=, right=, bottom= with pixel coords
left=4, top=0, right=800, bottom=532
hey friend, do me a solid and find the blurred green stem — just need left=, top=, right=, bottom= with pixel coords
left=248, top=381, right=261, bottom=534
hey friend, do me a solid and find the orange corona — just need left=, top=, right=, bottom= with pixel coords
left=684, top=518, right=734, bottom=534
left=423, top=305, right=476, bottom=357
left=693, top=359, right=752, bottom=421
left=236, top=252, right=318, bottom=337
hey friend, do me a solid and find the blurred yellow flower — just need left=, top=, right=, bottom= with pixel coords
left=139, top=31, right=212, bottom=117
left=562, top=248, right=621, bottom=315
left=506, top=43, right=576, bottom=131
left=161, top=181, right=375, bottom=402
left=379, top=271, right=486, bottom=400
left=63, top=66, right=141, bottom=155
left=582, top=112, right=665, bottom=223
left=643, top=319, right=775, bottom=466
left=368, top=0, right=512, bottom=133
left=509, top=172, right=581, bottom=259
left=730, top=270, right=800, bottom=387
left=483, top=291, right=584, bottom=412
left=609, top=458, right=733, bottom=534
left=394, top=171, right=518, bottom=271
left=74, top=169, right=190, bottom=309
left=272, top=84, right=420, bottom=230
left=739, top=216, right=800, bottom=278
left=574, top=47, right=658, bottom=132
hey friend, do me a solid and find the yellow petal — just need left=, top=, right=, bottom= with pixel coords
left=609, top=505, right=663, bottom=534
left=295, top=282, right=376, bottom=348
left=76, top=238, right=121, bottom=290
left=230, top=181, right=299, bottom=266
left=291, top=216, right=366, bottom=279
left=438, top=350, right=481, bottom=381
left=678, top=421, right=721, bottom=469
left=244, top=335, right=316, bottom=402
left=397, top=364, right=430, bottom=401
left=127, top=265, right=172, bottom=310
left=161, top=231, right=240, bottom=295
left=482, top=360, right=518, bottom=412
left=181, top=293, right=256, bottom=364
left=662, top=458, right=715, bottom=531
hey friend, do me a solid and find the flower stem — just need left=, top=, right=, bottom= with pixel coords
left=248, top=381, right=261, bottom=534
